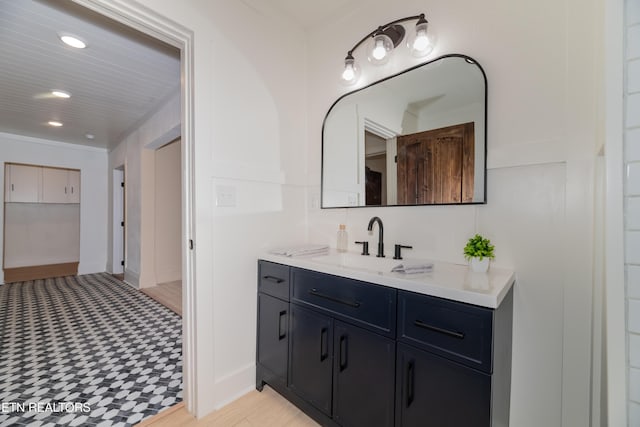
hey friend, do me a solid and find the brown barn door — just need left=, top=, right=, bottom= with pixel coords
left=397, top=122, right=474, bottom=204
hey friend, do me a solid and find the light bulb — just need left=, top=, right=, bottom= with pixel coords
left=412, top=30, right=429, bottom=52
left=372, top=39, right=387, bottom=61
left=341, top=55, right=360, bottom=85
left=342, top=65, right=355, bottom=81
left=408, top=19, right=435, bottom=57
left=367, top=33, right=393, bottom=65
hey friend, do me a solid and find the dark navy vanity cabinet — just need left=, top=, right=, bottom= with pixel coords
left=289, top=267, right=396, bottom=427
left=256, top=261, right=290, bottom=391
left=256, top=260, right=513, bottom=427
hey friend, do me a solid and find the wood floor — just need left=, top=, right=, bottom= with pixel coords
left=141, top=280, right=182, bottom=315
left=137, top=386, right=319, bottom=427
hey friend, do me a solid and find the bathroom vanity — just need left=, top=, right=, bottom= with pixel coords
left=256, top=253, right=514, bottom=427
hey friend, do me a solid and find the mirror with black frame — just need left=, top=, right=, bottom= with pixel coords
left=321, top=54, right=487, bottom=208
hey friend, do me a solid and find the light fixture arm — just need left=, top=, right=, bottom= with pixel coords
left=344, top=13, right=427, bottom=60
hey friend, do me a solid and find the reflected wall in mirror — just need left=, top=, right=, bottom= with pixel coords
left=321, top=54, right=487, bottom=208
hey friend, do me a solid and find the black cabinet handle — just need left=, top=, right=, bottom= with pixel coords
left=414, top=319, right=465, bottom=339
left=309, top=288, right=360, bottom=308
left=262, top=275, right=284, bottom=284
left=278, top=310, right=287, bottom=340
left=339, top=335, right=348, bottom=372
left=320, top=327, right=328, bottom=361
left=406, top=360, right=415, bottom=408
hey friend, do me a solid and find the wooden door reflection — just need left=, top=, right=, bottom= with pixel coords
left=397, top=122, right=474, bottom=204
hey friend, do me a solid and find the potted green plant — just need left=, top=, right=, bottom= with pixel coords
left=463, top=234, right=495, bottom=273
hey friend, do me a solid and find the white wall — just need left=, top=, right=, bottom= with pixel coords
left=4, top=203, right=80, bottom=267
left=306, top=1, right=598, bottom=427
left=124, top=0, right=308, bottom=416
left=0, top=132, right=108, bottom=282
left=154, top=139, right=181, bottom=284
left=625, top=0, right=640, bottom=424
left=107, top=89, right=180, bottom=288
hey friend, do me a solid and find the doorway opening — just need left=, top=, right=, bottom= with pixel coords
left=72, top=0, right=196, bottom=414
left=139, top=138, right=183, bottom=315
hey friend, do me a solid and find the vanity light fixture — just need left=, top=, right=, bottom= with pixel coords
left=48, top=121, right=63, bottom=127
left=341, top=13, right=435, bottom=85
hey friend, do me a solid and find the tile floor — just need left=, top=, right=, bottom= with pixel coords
left=0, top=273, right=183, bottom=426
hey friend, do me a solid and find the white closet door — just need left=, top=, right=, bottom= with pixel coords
left=5, top=164, right=40, bottom=203
left=67, top=170, right=80, bottom=203
left=41, top=168, right=69, bottom=203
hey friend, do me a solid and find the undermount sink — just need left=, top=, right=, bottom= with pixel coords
left=310, top=252, right=413, bottom=274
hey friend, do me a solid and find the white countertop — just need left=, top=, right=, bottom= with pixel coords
left=260, top=250, right=515, bottom=309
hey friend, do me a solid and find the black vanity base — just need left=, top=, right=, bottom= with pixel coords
left=256, top=364, right=339, bottom=427
left=255, top=260, right=513, bottom=427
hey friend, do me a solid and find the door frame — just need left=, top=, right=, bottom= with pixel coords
left=112, top=167, right=124, bottom=275
left=71, top=0, right=197, bottom=414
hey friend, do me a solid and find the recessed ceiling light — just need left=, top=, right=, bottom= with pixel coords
left=48, top=121, right=63, bottom=127
left=85, top=133, right=95, bottom=140
left=51, top=90, right=71, bottom=98
left=59, top=33, right=87, bottom=49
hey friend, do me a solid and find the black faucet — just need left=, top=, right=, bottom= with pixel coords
left=367, top=216, right=384, bottom=257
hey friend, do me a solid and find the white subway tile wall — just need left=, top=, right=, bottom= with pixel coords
left=630, top=401, right=640, bottom=426
left=628, top=128, right=640, bottom=161
left=632, top=368, right=640, bottom=405
left=629, top=60, right=640, bottom=93
left=627, top=163, right=640, bottom=195
left=628, top=265, right=640, bottom=299
left=628, top=94, right=640, bottom=128
left=626, top=198, right=640, bottom=229
left=631, top=334, right=640, bottom=368
left=627, top=1, right=640, bottom=422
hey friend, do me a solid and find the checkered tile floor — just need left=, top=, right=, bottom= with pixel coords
left=0, top=273, right=183, bottom=426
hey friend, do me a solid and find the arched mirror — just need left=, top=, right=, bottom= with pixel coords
left=321, top=54, right=487, bottom=208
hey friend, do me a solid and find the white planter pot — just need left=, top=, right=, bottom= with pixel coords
left=470, top=257, right=490, bottom=273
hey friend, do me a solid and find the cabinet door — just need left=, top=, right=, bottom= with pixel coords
left=333, top=321, right=395, bottom=427
left=396, top=343, right=491, bottom=427
left=289, top=304, right=333, bottom=416
left=41, top=168, right=69, bottom=203
left=67, top=170, right=80, bottom=203
left=5, top=164, right=40, bottom=202
left=257, top=294, right=289, bottom=381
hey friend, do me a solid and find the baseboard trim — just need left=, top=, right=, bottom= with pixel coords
left=155, top=269, right=181, bottom=285
left=124, top=268, right=140, bottom=288
left=213, top=363, right=256, bottom=411
left=3, top=262, right=79, bottom=283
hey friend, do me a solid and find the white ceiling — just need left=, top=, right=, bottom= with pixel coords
left=0, top=0, right=369, bottom=151
left=0, top=0, right=180, bottom=150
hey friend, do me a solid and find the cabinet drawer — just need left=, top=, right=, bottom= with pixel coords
left=258, top=261, right=290, bottom=301
left=292, top=268, right=396, bottom=337
left=398, top=290, right=493, bottom=373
